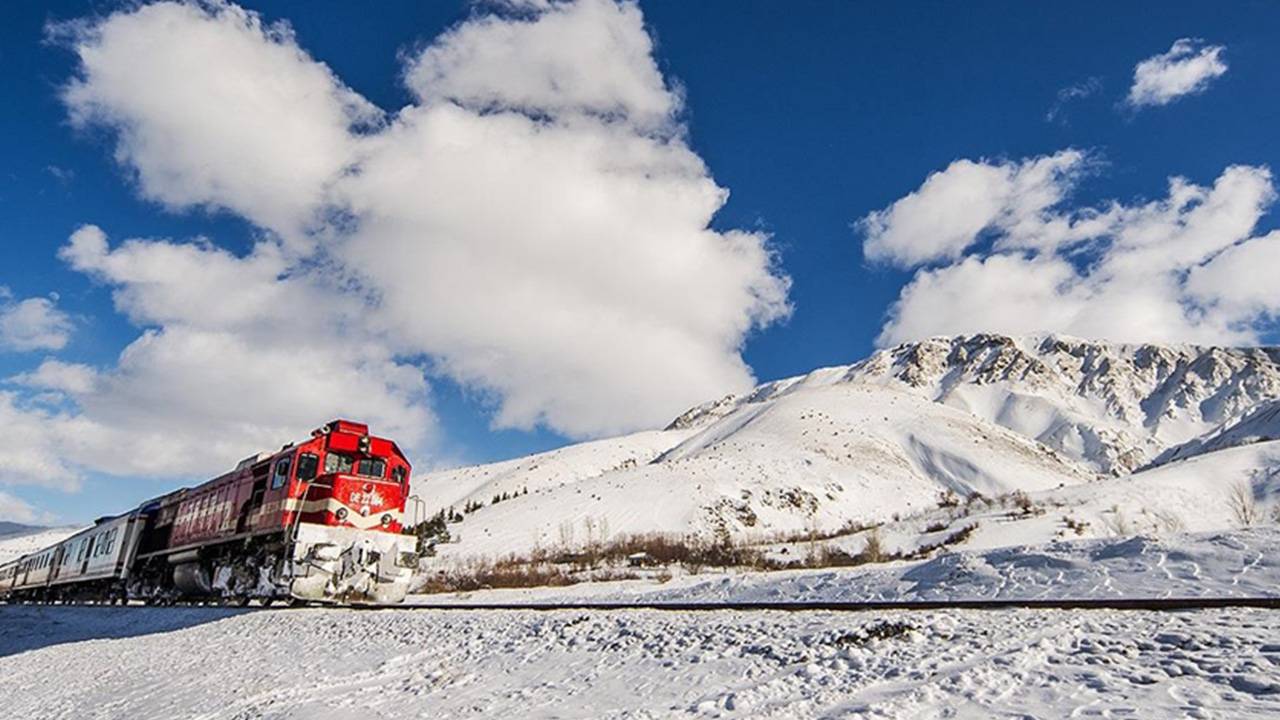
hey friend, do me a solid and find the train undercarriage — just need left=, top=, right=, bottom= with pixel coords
left=5, top=529, right=417, bottom=607
left=133, top=527, right=417, bottom=606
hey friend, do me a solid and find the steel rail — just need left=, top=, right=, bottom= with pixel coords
left=4, top=597, right=1279, bottom=611
left=373, top=597, right=1280, bottom=612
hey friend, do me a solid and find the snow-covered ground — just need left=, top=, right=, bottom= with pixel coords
left=410, top=528, right=1280, bottom=606
left=2, top=604, right=1278, bottom=718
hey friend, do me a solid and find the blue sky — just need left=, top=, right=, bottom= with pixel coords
left=2, top=1, right=1277, bottom=524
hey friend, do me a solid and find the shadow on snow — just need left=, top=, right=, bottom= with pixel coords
left=0, top=605, right=253, bottom=657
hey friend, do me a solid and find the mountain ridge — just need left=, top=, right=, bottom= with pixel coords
left=420, top=333, right=1280, bottom=563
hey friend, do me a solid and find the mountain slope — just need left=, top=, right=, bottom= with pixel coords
left=425, top=382, right=1094, bottom=561
left=0, top=526, right=82, bottom=564
left=1153, top=399, right=1280, bottom=466
left=675, top=334, right=1280, bottom=474
left=419, top=334, right=1280, bottom=564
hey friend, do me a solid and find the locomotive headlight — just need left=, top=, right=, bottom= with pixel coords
left=380, top=513, right=392, bottom=526
left=335, top=507, right=349, bottom=521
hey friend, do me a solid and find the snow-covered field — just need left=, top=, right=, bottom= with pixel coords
left=409, top=528, right=1280, bottom=606
left=2, top=604, right=1278, bottom=718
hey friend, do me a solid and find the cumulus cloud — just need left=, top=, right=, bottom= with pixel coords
left=11, top=359, right=99, bottom=395
left=862, top=155, right=1279, bottom=347
left=404, top=0, right=678, bottom=133
left=49, top=226, right=432, bottom=479
left=1126, top=38, right=1227, bottom=109
left=0, top=289, right=74, bottom=352
left=860, top=150, right=1091, bottom=267
left=0, top=392, right=81, bottom=490
left=57, top=0, right=378, bottom=244
left=4, top=0, right=789, bottom=489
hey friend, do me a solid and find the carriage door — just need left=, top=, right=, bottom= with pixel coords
left=237, top=461, right=272, bottom=533
left=50, top=546, right=64, bottom=581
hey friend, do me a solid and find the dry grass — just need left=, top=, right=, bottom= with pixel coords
left=414, top=518, right=986, bottom=595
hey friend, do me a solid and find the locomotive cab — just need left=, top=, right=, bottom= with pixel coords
left=284, top=420, right=419, bottom=604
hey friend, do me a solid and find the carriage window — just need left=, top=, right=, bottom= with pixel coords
left=356, top=458, right=386, bottom=479
left=324, top=453, right=354, bottom=475
left=392, top=466, right=406, bottom=483
left=296, top=453, right=319, bottom=482
left=271, top=456, right=292, bottom=490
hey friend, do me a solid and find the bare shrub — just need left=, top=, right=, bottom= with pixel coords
left=862, top=528, right=885, bottom=563
left=415, top=555, right=640, bottom=594
left=1228, top=480, right=1259, bottom=527
left=1150, top=509, right=1185, bottom=534
left=1010, top=490, right=1039, bottom=516
left=1101, top=505, right=1130, bottom=537
left=923, top=519, right=948, bottom=533
left=1063, top=515, right=1090, bottom=536
left=905, top=523, right=977, bottom=559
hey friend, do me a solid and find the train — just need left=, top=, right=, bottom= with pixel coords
left=0, top=420, right=419, bottom=606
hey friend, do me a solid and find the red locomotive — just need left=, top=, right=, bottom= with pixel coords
left=0, top=420, right=419, bottom=605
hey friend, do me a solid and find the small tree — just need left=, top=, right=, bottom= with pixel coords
left=862, top=528, right=885, bottom=563
left=404, top=510, right=451, bottom=554
left=1228, top=480, right=1259, bottom=527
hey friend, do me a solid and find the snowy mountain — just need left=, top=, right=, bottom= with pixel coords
left=677, top=334, right=1280, bottom=475
left=419, top=334, right=1280, bottom=564
left=1153, top=399, right=1280, bottom=467
left=0, top=525, right=82, bottom=564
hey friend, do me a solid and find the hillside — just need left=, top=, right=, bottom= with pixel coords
left=0, top=525, right=82, bottom=564
left=419, top=334, right=1280, bottom=566
left=676, top=334, right=1280, bottom=475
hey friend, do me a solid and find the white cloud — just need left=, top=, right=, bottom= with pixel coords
left=45, top=226, right=433, bottom=480
left=0, top=289, right=74, bottom=352
left=0, top=392, right=81, bottom=490
left=1126, top=38, right=1227, bottom=109
left=862, top=155, right=1279, bottom=347
left=12, top=359, right=99, bottom=395
left=0, top=488, right=50, bottom=524
left=57, top=1, right=378, bottom=244
left=860, top=150, right=1090, bottom=267
left=8, top=0, right=789, bottom=489
left=1187, top=230, right=1280, bottom=320
left=405, top=0, right=678, bottom=134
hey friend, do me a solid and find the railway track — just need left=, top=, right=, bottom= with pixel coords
left=5, top=596, right=1279, bottom=611
left=385, top=597, right=1280, bottom=612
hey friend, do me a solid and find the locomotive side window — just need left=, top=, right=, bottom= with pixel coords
left=297, top=453, right=319, bottom=482
left=324, top=453, right=354, bottom=475
left=271, top=456, right=293, bottom=490
left=356, top=458, right=386, bottom=479
left=393, top=466, right=406, bottom=483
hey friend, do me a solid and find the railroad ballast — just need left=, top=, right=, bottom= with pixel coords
left=0, top=420, right=419, bottom=605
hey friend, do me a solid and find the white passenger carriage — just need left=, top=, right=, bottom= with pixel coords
left=0, top=513, right=144, bottom=603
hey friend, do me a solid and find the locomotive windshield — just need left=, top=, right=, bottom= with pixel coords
left=324, top=452, right=354, bottom=475
left=356, top=457, right=385, bottom=478
left=321, top=453, right=385, bottom=478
